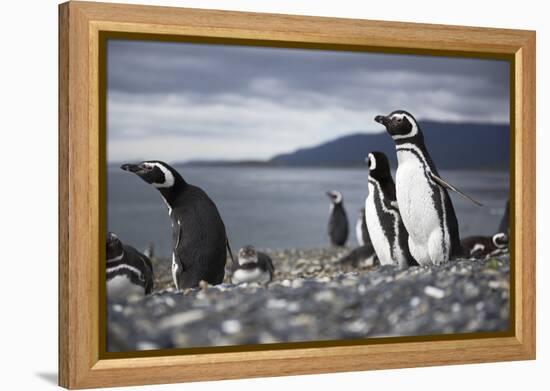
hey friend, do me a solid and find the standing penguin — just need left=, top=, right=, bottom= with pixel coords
left=356, top=208, right=371, bottom=247
left=231, top=245, right=275, bottom=285
left=364, top=152, right=417, bottom=268
left=121, top=161, right=229, bottom=290
left=106, top=232, right=154, bottom=300
left=375, top=110, right=480, bottom=265
left=326, top=190, right=349, bottom=246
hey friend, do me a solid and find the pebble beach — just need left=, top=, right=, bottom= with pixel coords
left=106, top=247, right=510, bottom=352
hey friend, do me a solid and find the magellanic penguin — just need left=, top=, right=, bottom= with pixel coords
left=121, top=161, right=229, bottom=290
left=461, top=200, right=510, bottom=259
left=231, top=245, right=275, bottom=285
left=356, top=208, right=371, bottom=247
left=339, top=244, right=379, bottom=268
left=375, top=110, right=481, bottom=265
left=461, top=234, right=508, bottom=259
left=364, top=152, right=418, bottom=268
left=106, top=232, right=154, bottom=300
left=326, top=190, right=349, bottom=246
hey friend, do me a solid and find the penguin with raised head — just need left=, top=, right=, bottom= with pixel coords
left=106, top=232, right=154, bottom=300
left=374, top=110, right=481, bottom=265
left=326, top=190, right=349, bottom=247
left=365, top=152, right=417, bottom=268
left=121, top=161, right=229, bottom=290
left=231, top=245, right=274, bottom=285
left=356, top=208, right=371, bottom=247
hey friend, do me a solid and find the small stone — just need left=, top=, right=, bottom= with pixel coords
left=221, top=319, right=242, bottom=334
left=136, top=341, right=160, bottom=350
left=314, top=290, right=336, bottom=302
left=345, top=319, right=368, bottom=334
left=410, top=297, right=421, bottom=307
left=266, top=299, right=288, bottom=309
left=424, top=285, right=445, bottom=299
left=112, top=304, right=123, bottom=313
left=159, top=310, right=205, bottom=329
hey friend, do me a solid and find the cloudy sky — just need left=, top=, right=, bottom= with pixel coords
left=107, top=39, right=509, bottom=162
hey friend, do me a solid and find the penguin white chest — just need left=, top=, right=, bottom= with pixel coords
left=396, top=150, right=447, bottom=265
left=232, top=267, right=270, bottom=285
left=365, top=184, right=393, bottom=265
left=107, top=275, right=145, bottom=301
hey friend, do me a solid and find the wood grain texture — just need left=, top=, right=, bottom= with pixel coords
left=58, top=1, right=536, bottom=388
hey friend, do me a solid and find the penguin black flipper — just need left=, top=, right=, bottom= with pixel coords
left=429, top=173, right=483, bottom=207
left=258, top=252, right=275, bottom=275
left=226, top=239, right=237, bottom=267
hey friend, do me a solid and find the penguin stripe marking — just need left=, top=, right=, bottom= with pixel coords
left=391, top=113, right=419, bottom=140
left=368, top=177, right=404, bottom=262
left=146, top=163, right=175, bottom=188
left=107, top=253, right=124, bottom=263
left=396, top=143, right=449, bottom=259
left=106, top=264, right=143, bottom=280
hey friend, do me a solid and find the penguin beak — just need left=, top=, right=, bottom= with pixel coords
left=375, top=115, right=390, bottom=126
left=325, top=191, right=333, bottom=198
left=121, top=163, right=142, bottom=173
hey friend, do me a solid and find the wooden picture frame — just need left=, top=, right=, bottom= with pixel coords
left=58, top=1, right=536, bottom=388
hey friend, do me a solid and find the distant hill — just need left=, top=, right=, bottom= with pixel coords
left=270, top=121, right=509, bottom=170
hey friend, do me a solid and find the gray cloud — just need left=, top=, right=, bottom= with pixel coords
left=107, top=39, right=509, bottom=162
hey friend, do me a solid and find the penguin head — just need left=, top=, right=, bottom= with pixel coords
left=326, top=190, right=343, bottom=204
left=121, top=160, right=182, bottom=189
left=492, top=232, right=509, bottom=249
left=106, top=232, right=123, bottom=261
left=374, top=110, right=420, bottom=140
left=366, top=152, right=392, bottom=181
left=238, top=245, right=258, bottom=265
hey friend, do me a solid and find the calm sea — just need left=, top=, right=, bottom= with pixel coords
left=107, top=166, right=509, bottom=257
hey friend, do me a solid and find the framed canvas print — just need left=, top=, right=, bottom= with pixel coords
left=58, top=1, right=536, bottom=389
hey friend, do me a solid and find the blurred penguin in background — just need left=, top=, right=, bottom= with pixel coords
left=326, top=190, right=349, bottom=246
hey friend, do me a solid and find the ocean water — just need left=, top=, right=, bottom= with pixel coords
left=107, top=166, right=509, bottom=257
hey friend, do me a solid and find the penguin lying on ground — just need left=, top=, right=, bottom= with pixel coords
left=365, top=152, right=418, bottom=268
left=106, top=232, right=154, bottom=300
left=461, top=199, right=510, bottom=259
left=121, top=160, right=230, bottom=290
left=231, top=245, right=274, bottom=285
left=338, top=244, right=379, bottom=268
left=375, top=110, right=481, bottom=265
left=461, top=234, right=508, bottom=259
left=356, top=207, right=371, bottom=247
left=326, top=190, right=349, bottom=246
